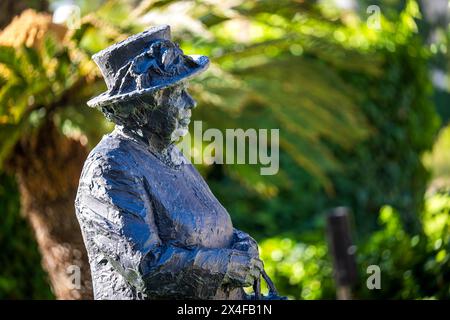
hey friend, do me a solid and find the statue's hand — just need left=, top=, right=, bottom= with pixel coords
left=222, top=250, right=263, bottom=287
left=231, top=230, right=259, bottom=260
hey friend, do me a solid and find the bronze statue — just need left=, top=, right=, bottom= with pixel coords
left=75, top=25, right=280, bottom=300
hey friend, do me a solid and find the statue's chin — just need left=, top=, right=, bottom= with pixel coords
left=171, top=127, right=189, bottom=142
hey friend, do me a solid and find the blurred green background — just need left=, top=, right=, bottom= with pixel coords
left=0, top=0, right=449, bottom=299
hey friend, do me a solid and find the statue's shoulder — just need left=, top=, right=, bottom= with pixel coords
left=81, top=131, right=138, bottom=179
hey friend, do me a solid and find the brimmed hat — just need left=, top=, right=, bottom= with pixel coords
left=87, top=25, right=209, bottom=108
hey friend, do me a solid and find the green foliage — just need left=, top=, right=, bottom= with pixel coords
left=423, top=124, right=450, bottom=186
left=0, top=12, right=124, bottom=166
left=260, top=237, right=334, bottom=299
left=356, top=191, right=450, bottom=299
left=261, top=190, right=450, bottom=299
left=0, top=173, right=53, bottom=299
left=0, top=37, right=81, bottom=165
left=0, top=0, right=434, bottom=238
left=0, top=0, right=446, bottom=300
left=171, top=0, right=439, bottom=238
left=329, top=42, right=440, bottom=235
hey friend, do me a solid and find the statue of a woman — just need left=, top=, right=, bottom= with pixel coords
left=75, top=25, right=264, bottom=300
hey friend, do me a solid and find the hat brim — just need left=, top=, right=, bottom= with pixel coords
left=87, top=55, right=209, bottom=108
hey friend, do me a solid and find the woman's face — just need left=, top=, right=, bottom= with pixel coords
left=140, top=82, right=196, bottom=143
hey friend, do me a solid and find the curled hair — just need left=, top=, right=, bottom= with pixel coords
left=100, top=94, right=159, bottom=129
left=99, top=83, right=185, bottom=130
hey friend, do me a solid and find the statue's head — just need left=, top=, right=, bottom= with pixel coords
left=87, top=25, right=209, bottom=144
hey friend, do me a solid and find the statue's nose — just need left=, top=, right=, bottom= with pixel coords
left=182, top=90, right=197, bottom=109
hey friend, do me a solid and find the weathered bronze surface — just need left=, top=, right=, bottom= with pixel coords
left=75, top=25, right=266, bottom=299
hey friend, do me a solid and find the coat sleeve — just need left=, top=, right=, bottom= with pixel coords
left=75, top=151, right=239, bottom=299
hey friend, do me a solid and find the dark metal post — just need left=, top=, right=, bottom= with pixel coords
left=326, top=207, right=358, bottom=300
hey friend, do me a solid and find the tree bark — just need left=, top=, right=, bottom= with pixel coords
left=7, top=121, right=93, bottom=299
left=0, top=0, right=48, bottom=29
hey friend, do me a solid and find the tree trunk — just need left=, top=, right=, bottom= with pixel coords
left=7, top=121, right=93, bottom=299
left=0, top=0, right=48, bottom=29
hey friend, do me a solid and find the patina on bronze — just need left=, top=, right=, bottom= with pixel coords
left=75, top=25, right=282, bottom=300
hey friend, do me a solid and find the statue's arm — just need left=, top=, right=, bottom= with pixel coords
left=77, top=154, right=261, bottom=298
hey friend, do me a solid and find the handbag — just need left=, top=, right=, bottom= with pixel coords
left=252, top=269, right=288, bottom=300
